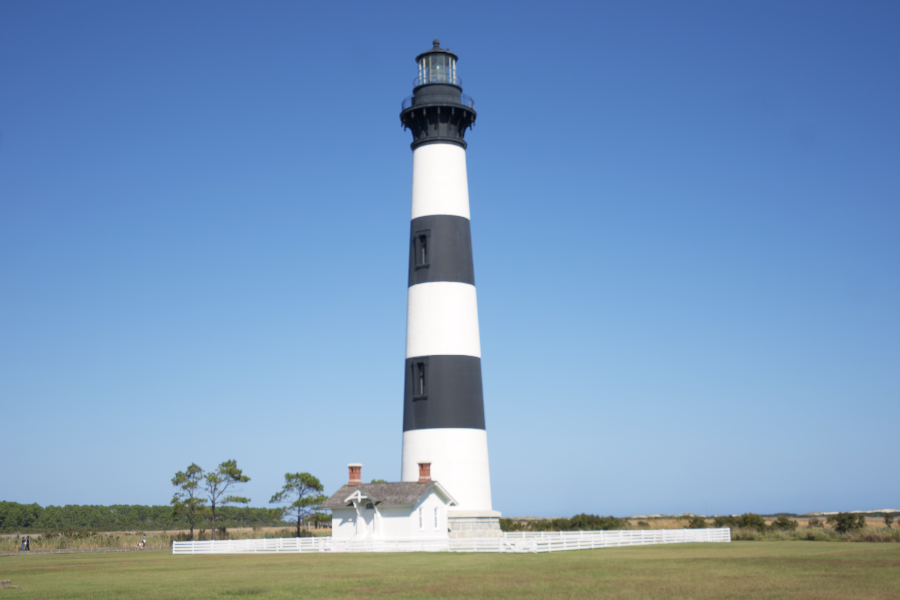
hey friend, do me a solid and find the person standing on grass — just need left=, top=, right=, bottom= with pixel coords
left=141, top=534, right=147, bottom=549
left=25, top=536, right=30, bottom=551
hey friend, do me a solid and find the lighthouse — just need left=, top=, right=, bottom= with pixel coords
left=399, top=40, right=500, bottom=536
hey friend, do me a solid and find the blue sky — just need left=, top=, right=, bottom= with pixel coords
left=2, top=0, right=897, bottom=518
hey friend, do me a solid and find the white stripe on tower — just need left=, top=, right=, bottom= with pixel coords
left=406, top=281, right=481, bottom=359
left=410, top=144, right=470, bottom=219
left=399, top=42, right=492, bottom=513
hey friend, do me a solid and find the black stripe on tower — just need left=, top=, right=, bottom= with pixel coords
left=403, top=355, right=485, bottom=431
left=409, top=215, right=475, bottom=286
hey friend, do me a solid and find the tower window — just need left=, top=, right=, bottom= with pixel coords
left=412, top=360, right=428, bottom=400
left=413, top=230, right=430, bottom=269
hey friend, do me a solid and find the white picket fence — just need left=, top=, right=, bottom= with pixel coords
left=462, top=528, right=730, bottom=553
left=171, top=537, right=449, bottom=554
left=171, top=528, right=730, bottom=555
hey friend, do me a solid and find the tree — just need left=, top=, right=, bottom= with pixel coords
left=2, top=505, right=25, bottom=530
left=827, top=512, right=864, bottom=534
left=270, top=472, right=327, bottom=537
left=370, top=479, right=387, bottom=484
left=770, top=515, right=799, bottom=531
left=885, top=513, right=895, bottom=528
left=202, top=460, right=250, bottom=540
left=171, top=463, right=206, bottom=540
left=686, top=516, right=708, bottom=529
left=568, top=514, right=625, bottom=531
left=307, top=512, right=331, bottom=529
left=713, top=516, right=739, bottom=528
left=737, top=513, right=767, bottom=531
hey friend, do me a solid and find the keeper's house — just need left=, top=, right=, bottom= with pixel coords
left=320, top=463, right=457, bottom=540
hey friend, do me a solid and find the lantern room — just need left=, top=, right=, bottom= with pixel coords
left=416, top=40, right=459, bottom=87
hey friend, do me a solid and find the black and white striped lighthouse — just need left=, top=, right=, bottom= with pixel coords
left=399, top=41, right=498, bottom=533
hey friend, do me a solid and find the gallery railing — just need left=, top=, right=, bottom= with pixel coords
left=401, top=93, right=475, bottom=111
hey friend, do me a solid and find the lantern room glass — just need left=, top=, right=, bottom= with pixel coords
left=418, top=53, right=457, bottom=85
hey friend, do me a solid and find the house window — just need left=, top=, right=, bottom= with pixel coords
left=365, top=503, right=374, bottom=509
left=418, top=507, right=423, bottom=529
left=413, top=230, right=430, bottom=270
left=412, top=360, right=427, bottom=400
left=434, top=507, right=438, bottom=529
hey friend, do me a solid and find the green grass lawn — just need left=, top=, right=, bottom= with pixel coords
left=1, top=542, right=898, bottom=599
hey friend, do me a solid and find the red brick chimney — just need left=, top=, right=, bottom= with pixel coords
left=348, top=463, right=362, bottom=486
left=418, top=462, right=431, bottom=483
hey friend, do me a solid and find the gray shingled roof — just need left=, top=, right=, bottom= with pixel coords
left=319, top=482, right=437, bottom=509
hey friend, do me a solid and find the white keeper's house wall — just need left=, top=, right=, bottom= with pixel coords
left=379, top=492, right=450, bottom=538
left=331, top=509, right=359, bottom=539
